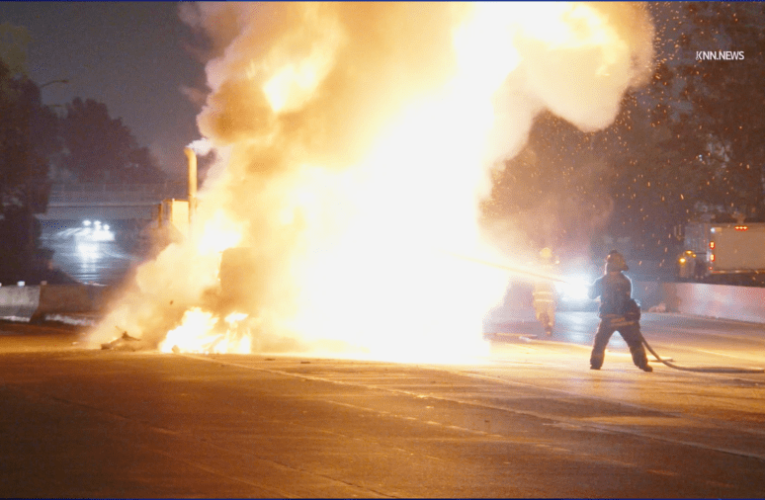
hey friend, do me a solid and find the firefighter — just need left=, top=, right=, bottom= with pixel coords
left=532, top=247, right=557, bottom=336
left=588, top=250, right=652, bottom=372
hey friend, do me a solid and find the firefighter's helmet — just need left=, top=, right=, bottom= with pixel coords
left=606, top=250, right=629, bottom=272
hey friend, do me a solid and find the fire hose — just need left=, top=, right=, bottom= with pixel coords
left=638, top=332, right=764, bottom=374
left=444, top=251, right=765, bottom=374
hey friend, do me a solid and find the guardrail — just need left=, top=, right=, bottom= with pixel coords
left=42, top=183, right=189, bottom=221
left=49, top=183, right=187, bottom=204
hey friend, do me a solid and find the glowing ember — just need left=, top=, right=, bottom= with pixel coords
left=90, top=3, right=653, bottom=362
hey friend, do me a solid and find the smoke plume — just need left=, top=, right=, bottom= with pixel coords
left=90, top=2, right=654, bottom=362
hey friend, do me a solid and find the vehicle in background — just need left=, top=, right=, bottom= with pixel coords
left=677, top=222, right=765, bottom=284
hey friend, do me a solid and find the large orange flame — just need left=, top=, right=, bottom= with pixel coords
left=90, top=2, right=653, bottom=363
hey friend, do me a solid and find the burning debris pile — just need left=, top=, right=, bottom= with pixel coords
left=92, top=3, right=654, bottom=362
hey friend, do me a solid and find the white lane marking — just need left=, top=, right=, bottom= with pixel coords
left=177, top=353, right=765, bottom=462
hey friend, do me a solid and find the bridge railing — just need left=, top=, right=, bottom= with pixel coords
left=49, top=183, right=187, bottom=204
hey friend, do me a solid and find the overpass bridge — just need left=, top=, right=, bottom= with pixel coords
left=38, top=183, right=187, bottom=221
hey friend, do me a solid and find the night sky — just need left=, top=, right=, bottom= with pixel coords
left=0, top=2, right=719, bottom=181
left=0, top=1, right=206, bottom=179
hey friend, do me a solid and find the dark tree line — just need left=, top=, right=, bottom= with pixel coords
left=57, top=97, right=166, bottom=184
left=0, top=56, right=166, bottom=283
left=0, top=57, right=55, bottom=282
left=673, top=2, right=765, bottom=219
left=482, top=2, right=765, bottom=270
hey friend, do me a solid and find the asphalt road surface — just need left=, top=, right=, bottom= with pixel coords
left=1, top=312, right=764, bottom=498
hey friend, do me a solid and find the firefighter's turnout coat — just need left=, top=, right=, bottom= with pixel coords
left=588, top=271, right=651, bottom=371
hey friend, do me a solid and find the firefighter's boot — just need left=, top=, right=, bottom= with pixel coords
left=590, top=350, right=604, bottom=370
left=631, top=345, right=652, bottom=372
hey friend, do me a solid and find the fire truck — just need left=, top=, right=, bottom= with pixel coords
left=678, top=222, right=765, bottom=281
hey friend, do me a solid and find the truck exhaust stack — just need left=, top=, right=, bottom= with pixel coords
left=184, top=147, right=197, bottom=230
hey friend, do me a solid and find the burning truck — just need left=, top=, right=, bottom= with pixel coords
left=94, top=3, right=656, bottom=362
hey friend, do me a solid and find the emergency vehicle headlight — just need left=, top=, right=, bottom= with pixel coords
left=556, top=275, right=591, bottom=302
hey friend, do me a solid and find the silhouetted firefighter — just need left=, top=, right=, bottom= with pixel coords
left=588, top=250, right=652, bottom=372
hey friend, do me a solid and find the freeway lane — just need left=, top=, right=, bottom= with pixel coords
left=1, top=312, right=764, bottom=498
left=487, top=311, right=765, bottom=370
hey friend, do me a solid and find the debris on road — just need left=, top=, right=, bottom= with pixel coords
left=101, top=332, right=151, bottom=351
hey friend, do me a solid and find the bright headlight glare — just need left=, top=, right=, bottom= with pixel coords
left=556, top=275, right=591, bottom=301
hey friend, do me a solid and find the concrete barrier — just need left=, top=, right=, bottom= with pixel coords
left=0, top=284, right=111, bottom=321
left=632, top=281, right=665, bottom=310
left=2, top=280, right=762, bottom=324
left=0, top=286, right=40, bottom=321
left=486, top=280, right=765, bottom=326
left=634, top=281, right=765, bottom=324
left=36, top=284, right=110, bottom=317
